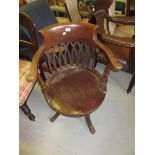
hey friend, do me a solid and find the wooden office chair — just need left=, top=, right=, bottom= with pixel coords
left=89, top=0, right=135, bottom=93
left=19, top=12, right=37, bottom=121
left=28, top=22, right=122, bottom=134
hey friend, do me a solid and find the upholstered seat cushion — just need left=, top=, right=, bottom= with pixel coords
left=101, top=25, right=134, bottom=64
left=19, top=59, right=36, bottom=106
left=45, top=67, right=106, bottom=117
left=113, top=25, right=135, bottom=38
left=103, top=42, right=130, bottom=64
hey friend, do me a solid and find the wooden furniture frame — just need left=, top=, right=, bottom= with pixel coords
left=88, top=0, right=135, bottom=93
left=50, top=0, right=90, bottom=19
left=19, top=11, right=39, bottom=61
left=19, top=60, right=36, bottom=121
left=19, top=12, right=37, bottom=121
left=64, top=0, right=82, bottom=22
left=28, top=22, right=122, bottom=134
left=19, top=12, right=38, bottom=52
left=126, top=0, right=135, bottom=16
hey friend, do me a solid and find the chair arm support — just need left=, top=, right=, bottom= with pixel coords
left=101, top=34, right=135, bottom=48
left=94, top=40, right=123, bottom=71
left=27, top=45, right=45, bottom=82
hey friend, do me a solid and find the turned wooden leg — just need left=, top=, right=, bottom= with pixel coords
left=85, top=115, right=96, bottom=134
left=127, top=73, right=135, bottom=94
left=20, top=103, right=35, bottom=121
left=50, top=112, right=60, bottom=122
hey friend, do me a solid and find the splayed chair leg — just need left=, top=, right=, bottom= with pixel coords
left=20, top=103, right=35, bottom=121
left=50, top=112, right=60, bottom=122
left=85, top=115, right=96, bottom=134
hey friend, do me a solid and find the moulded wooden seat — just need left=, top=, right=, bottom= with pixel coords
left=112, top=25, right=134, bottom=38
left=45, top=67, right=106, bottom=116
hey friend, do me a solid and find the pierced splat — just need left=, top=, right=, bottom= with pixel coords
left=40, top=41, right=97, bottom=75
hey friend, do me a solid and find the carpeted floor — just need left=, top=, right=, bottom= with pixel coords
left=19, top=63, right=135, bottom=155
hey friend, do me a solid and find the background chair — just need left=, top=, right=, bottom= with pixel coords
left=88, top=0, right=135, bottom=93
left=50, top=0, right=90, bottom=21
left=19, top=12, right=38, bottom=61
left=19, top=60, right=36, bottom=121
left=115, top=0, right=135, bottom=16
left=19, top=0, right=57, bottom=60
left=48, top=0, right=68, bottom=18
left=19, top=0, right=69, bottom=61
left=28, top=22, right=122, bottom=134
left=19, top=12, right=37, bottom=121
left=64, top=0, right=90, bottom=22
left=19, top=0, right=59, bottom=31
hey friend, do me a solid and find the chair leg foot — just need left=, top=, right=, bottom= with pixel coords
left=20, top=103, right=35, bottom=121
left=127, top=73, right=135, bottom=94
left=50, top=112, right=60, bottom=122
left=85, top=115, right=96, bottom=134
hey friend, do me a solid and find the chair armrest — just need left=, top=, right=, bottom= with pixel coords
left=27, top=45, right=45, bottom=82
left=94, top=39, right=123, bottom=71
left=94, top=10, right=135, bottom=25
left=19, top=40, right=35, bottom=49
left=112, top=16, right=135, bottom=25
left=101, top=33, right=135, bottom=48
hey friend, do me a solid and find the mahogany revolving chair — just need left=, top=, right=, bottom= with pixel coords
left=29, top=22, right=122, bottom=134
